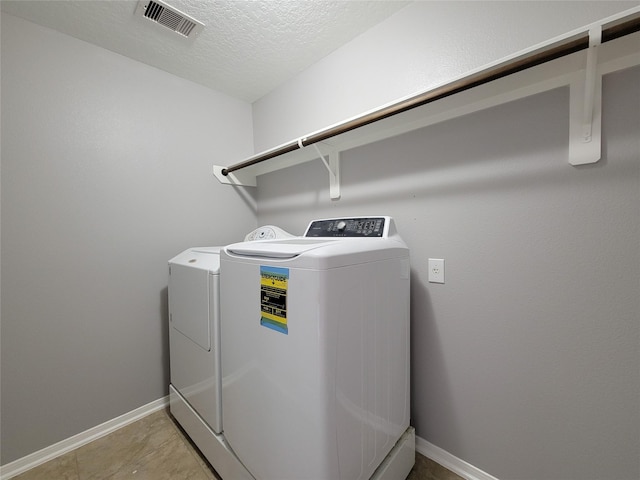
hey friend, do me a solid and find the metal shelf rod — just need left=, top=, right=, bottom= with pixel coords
left=221, top=10, right=640, bottom=177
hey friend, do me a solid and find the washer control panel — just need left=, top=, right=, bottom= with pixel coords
left=305, top=217, right=386, bottom=237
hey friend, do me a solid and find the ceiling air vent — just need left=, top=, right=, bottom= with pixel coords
left=135, top=0, right=204, bottom=39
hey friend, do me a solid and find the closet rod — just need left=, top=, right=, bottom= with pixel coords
left=222, top=13, right=640, bottom=177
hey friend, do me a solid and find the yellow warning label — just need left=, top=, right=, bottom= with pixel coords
left=260, top=266, right=288, bottom=334
left=260, top=274, right=288, bottom=290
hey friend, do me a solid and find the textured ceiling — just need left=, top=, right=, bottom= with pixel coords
left=1, top=0, right=410, bottom=102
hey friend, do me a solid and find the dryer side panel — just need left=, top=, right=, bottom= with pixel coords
left=169, top=263, right=211, bottom=351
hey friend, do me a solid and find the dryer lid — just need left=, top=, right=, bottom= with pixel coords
left=169, top=247, right=222, bottom=272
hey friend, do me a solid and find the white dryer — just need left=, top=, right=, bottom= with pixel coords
left=169, top=246, right=223, bottom=433
left=221, top=217, right=414, bottom=480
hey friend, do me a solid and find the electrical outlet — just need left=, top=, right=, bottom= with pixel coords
left=428, top=258, right=445, bottom=283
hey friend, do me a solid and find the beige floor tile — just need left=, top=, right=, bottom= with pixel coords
left=106, top=434, right=211, bottom=480
left=12, top=408, right=461, bottom=480
left=12, top=451, right=79, bottom=480
left=76, top=410, right=178, bottom=480
left=407, top=453, right=464, bottom=480
left=171, top=429, right=221, bottom=479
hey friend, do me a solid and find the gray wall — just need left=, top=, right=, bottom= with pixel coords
left=256, top=68, right=640, bottom=479
left=1, top=14, right=256, bottom=464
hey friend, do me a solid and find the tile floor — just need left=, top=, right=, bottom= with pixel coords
left=12, top=409, right=464, bottom=480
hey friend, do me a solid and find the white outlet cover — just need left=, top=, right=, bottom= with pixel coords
left=428, top=258, right=445, bottom=283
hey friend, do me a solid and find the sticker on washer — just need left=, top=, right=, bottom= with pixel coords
left=260, top=266, right=289, bottom=334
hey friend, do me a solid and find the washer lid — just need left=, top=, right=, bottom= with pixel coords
left=226, top=239, right=334, bottom=259
left=223, top=237, right=407, bottom=269
left=169, top=247, right=222, bottom=272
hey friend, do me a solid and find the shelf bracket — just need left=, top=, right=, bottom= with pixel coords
left=569, top=26, right=602, bottom=165
left=213, top=164, right=257, bottom=187
left=313, top=143, right=341, bottom=200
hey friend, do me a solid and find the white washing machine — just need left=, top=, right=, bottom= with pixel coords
left=220, top=217, right=414, bottom=480
left=168, top=226, right=293, bottom=480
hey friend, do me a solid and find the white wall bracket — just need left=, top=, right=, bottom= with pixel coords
left=212, top=164, right=257, bottom=187
left=569, top=26, right=602, bottom=166
left=313, top=143, right=341, bottom=200
left=213, top=142, right=341, bottom=199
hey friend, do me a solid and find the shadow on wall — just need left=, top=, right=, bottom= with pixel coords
left=410, top=270, right=459, bottom=449
left=258, top=87, right=575, bottom=215
left=259, top=68, right=640, bottom=219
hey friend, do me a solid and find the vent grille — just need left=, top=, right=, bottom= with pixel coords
left=135, top=0, right=204, bottom=39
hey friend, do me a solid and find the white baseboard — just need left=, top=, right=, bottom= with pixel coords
left=0, top=396, right=169, bottom=480
left=415, top=435, right=499, bottom=480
